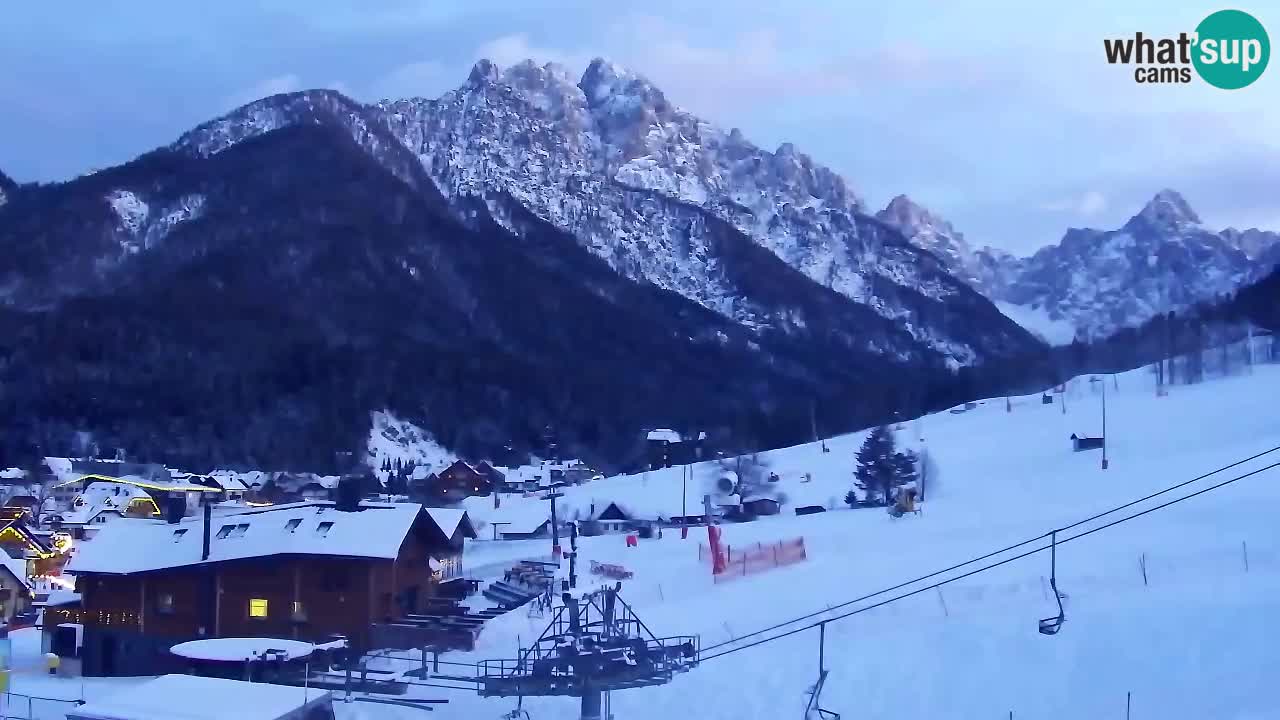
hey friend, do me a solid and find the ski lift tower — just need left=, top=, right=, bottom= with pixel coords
left=441, top=585, right=699, bottom=720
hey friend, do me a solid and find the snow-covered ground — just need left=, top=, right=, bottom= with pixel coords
left=11, top=365, right=1280, bottom=718
left=365, top=411, right=454, bottom=483
left=437, top=364, right=1280, bottom=718
left=995, top=301, right=1078, bottom=346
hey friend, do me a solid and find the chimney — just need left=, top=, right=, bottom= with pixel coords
left=165, top=494, right=186, bottom=524
left=201, top=500, right=212, bottom=561
left=334, top=476, right=363, bottom=512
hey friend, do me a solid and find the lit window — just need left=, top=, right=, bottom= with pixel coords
left=284, top=518, right=302, bottom=533
left=315, top=521, right=334, bottom=537
left=248, top=598, right=268, bottom=619
left=215, top=525, right=235, bottom=539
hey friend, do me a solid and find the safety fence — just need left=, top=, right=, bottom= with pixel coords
left=701, top=538, right=808, bottom=583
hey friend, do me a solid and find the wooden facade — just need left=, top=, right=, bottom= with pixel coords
left=434, top=461, right=493, bottom=500
left=61, top=506, right=470, bottom=676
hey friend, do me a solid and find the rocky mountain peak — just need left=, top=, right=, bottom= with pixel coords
left=1127, top=188, right=1201, bottom=233
left=578, top=58, right=663, bottom=108
left=878, top=195, right=949, bottom=236
left=875, top=195, right=983, bottom=288
left=467, top=58, right=501, bottom=86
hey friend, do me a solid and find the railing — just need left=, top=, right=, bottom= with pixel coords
left=0, top=693, right=82, bottom=720
left=43, top=607, right=139, bottom=629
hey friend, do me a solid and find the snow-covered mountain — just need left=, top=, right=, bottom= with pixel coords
left=880, top=190, right=1280, bottom=342
left=170, top=59, right=1036, bottom=365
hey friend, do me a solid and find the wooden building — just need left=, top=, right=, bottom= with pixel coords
left=433, top=461, right=493, bottom=500
left=61, top=499, right=474, bottom=676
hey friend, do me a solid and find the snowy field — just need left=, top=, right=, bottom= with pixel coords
left=10, top=365, right=1279, bottom=719
left=437, top=364, right=1280, bottom=719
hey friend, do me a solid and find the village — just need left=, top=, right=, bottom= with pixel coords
left=0, top=360, right=1264, bottom=720
left=0, top=411, right=954, bottom=719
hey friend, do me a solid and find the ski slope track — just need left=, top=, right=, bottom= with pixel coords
left=428, top=364, right=1280, bottom=720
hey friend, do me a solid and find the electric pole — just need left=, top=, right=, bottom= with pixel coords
left=1100, top=378, right=1109, bottom=470
left=548, top=489, right=564, bottom=561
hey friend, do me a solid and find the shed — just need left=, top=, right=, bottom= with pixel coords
left=1070, top=433, right=1105, bottom=451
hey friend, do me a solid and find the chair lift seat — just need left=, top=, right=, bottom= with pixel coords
left=1038, top=577, right=1065, bottom=635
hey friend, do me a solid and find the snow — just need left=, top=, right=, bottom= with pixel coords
left=366, top=410, right=454, bottom=483
left=995, top=301, right=1078, bottom=346
left=424, top=507, right=468, bottom=540
left=3, top=556, right=31, bottom=591
left=44, top=457, right=78, bottom=483
left=168, top=638, right=314, bottom=662
left=67, top=674, right=329, bottom=720
left=645, top=429, right=682, bottom=443
left=58, top=482, right=155, bottom=525
left=413, top=364, right=1280, bottom=719
left=66, top=501, right=422, bottom=575
left=105, top=190, right=149, bottom=236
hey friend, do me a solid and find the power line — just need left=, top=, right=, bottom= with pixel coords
left=699, top=453, right=1280, bottom=663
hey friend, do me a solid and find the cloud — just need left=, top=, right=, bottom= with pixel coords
left=1040, top=191, right=1108, bottom=216
left=369, top=61, right=451, bottom=101
left=474, top=34, right=591, bottom=70
left=223, top=74, right=301, bottom=110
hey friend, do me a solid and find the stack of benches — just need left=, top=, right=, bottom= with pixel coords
left=482, top=560, right=557, bottom=610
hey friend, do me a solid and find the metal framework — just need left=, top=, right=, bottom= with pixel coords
left=435, top=584, right=697, bottom=720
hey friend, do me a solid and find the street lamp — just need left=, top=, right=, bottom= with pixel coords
left=1101, top=375, right=1108, bottom=470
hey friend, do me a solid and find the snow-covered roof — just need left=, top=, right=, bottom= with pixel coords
left=66, top=501, right=424, bottom=575
left=425, top=507, right=469, bottom=539
left=647, top=429, right=682, bottom=443
left=63, top=473, right=221, bottom=494
left=170, top=637, right=314, bottom=662
left=484, top=507, right=551, bottom=535
left=1, top=557, right=30, bottom=592
left=0, top=468, right=23, bottom=480
left=68, top=674, right=331, bottom=720
left=61, top=482, right=156, bottom=525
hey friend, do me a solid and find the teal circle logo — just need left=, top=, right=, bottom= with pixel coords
left=1193, top=10, right=1269, bottom=89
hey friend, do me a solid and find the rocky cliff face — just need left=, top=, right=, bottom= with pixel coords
left=879, top=190, right=1280, bottom=341
left=0, top=61, right=1046, bottom=470
left=171, top=59, right=1037, bottom=365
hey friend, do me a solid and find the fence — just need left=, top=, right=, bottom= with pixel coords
left=702, top=538, right=808, bottom=583
left=0, top=693, right=82, bottom=720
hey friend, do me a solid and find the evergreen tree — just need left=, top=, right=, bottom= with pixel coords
left=854, top=425, right=897, bottom=506
left=892, top=449, right=919, bottom=489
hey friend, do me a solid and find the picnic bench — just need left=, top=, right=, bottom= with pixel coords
left=590, top=561, right=634, bottom=580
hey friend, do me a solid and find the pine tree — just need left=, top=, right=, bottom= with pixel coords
left=854, top=425, right=897, bottom=506
left=844, top=489, right=859, bottom=508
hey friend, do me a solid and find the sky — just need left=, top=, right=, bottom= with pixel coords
left=2, top=1, right=1277, bottom=254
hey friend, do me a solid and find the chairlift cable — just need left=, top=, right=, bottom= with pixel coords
left=698, top=443, right=1280, bottom=655
left=699, top=458, right=1280, bottom=663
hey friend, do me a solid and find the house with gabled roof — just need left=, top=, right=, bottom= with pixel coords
left=61, top=498, right=475, bottom=676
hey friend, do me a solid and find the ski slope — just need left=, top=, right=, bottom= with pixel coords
left=11, top=366, right=1277, bottom=719
left=432, top=365, right=1280, bottom=719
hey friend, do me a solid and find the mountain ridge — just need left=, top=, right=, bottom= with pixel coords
left=168, top=58, right=1036, bottom=366
left=880, top=190, right=1280, bottom=341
